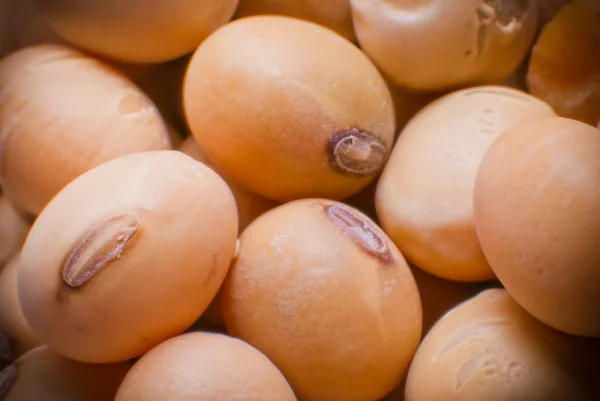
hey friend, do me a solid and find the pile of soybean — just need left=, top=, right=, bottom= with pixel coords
left=1, top=1, right=600, bottom=400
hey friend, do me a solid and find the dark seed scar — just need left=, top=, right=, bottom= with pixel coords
left=323, top=203, right=394, bottom=266
left=0, top=363, right=18, bottom=400
left=62, top=213, right=141, bottom=288
left=327, top=128, right=387, bottom=177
